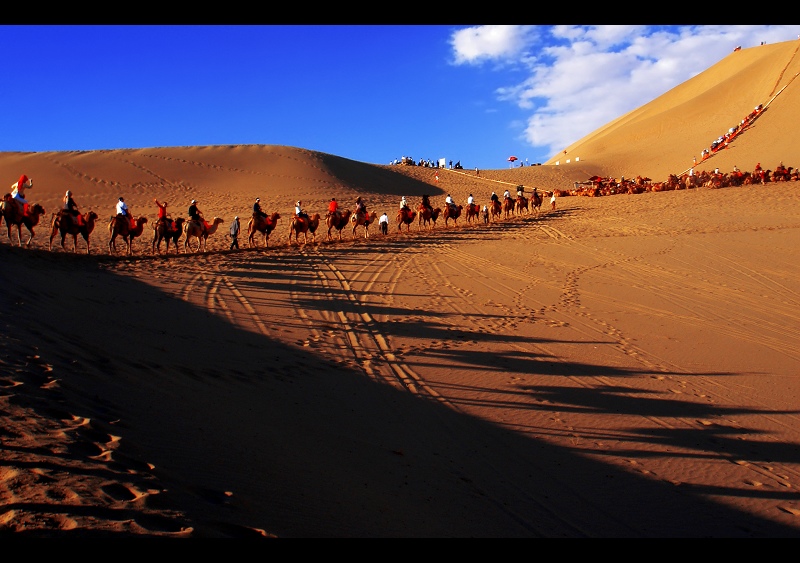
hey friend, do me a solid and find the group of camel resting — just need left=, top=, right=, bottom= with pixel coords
left=566, top=162, right=798, bottom=197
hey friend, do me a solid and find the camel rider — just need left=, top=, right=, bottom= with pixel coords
left=516, top=185, right=524, bottom=198
left=490, top=191, right=499, bottom=204
left=400, top=196, right=409, bottom=212
left=328, top=197, right=339, bottom=217
left=154, top=199, right=172, bottom=230
left=10, top=174, right=32, bottom=216
left=421, top=194, right=432, bottom=213
left=467, top=193, right=475, bottom=210
left=253, top=197, right=267, bottom=220
left=63, top=190, right=83, bottom=226
left=503, top=189, right=511, bottom=201
left=188, top=199, right=202, bottom=224
left=295, top=200, right=309, bottom=222
left=116, top=197, right=132, bottom=230
left=355, top=196, right=366, bottom=218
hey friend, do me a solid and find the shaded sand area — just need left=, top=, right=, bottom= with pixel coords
left=3, top=178, right=800, bottom=537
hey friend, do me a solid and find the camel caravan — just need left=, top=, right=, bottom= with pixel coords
left=562, top=162, right=799, bottom=198
left=2, top=160, right=797, bottom=256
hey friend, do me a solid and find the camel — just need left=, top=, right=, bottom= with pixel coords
left=442, top=204, right=463, bottom=228
left=489, top=200, right=502, bottom=222
left=152, top=217, right=186, bottom=255
left=417, top=205, right=441, bottom=231
left=350, top=210, right=377, bottom=239
left=247, top=212, right=281, bottom=248
left=288, top=213, right=321, bottom=245
left=464, top=203, right=480, bottom=224
left=514, top=196, right=529, bottom=216
left=49, top=210, right=99, bottom=254
left=184, top=217, right=224, bottom=253
left=1, top=198, right=46, bottom=247
left=502, top=197, right=515, bottom=219
left=108, top=214, right=148, bottom=255
left=396, top=208, right=416, bottom=233
left=326, top=209, right=352, bottom=241
left=531, top=191, right=543, bottom=214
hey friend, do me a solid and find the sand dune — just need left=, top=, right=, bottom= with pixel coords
left=1, top=39, right=800, bottom=538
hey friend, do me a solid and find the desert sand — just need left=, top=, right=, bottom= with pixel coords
left=2, top=40, right=800, bottom=538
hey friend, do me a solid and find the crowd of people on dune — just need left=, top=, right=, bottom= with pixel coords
left=696, top=104, right=764, bottom=163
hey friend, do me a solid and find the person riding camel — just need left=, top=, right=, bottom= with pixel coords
left=503, top=189, right=511, bottom=201
left=63, top=190, right=84, bottom=226
left=154, top=198, right=172, bottom=230
left=400, top=196, right=410, bottom=212
left=355, top=196, right=366, bottom=219
left=467, top=193, right=475, bottom=211
left=253, top=197, right=267, bottom=220
left=116, top=197, right=132, bottom=230
left=10, top=174, right=32, bottom=217
left=445, top=194, right=456, bottom=214
left=328, top=197, right=339, bottom=217
left=490, top=191, right=499, bottom=204
left=295, top=200, right=309, bottom=223
left=188, top=199, right=202, bottom=223
left=421, top=194, right=433, bottom=214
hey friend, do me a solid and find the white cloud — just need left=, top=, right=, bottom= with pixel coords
left=451, top=25, right=800, bottom=159
left=450, top=25, right=537, bottom=65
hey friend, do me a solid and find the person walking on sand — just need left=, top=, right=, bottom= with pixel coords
left=229, top=215, right=240, bottom=250
left=379, top=211, right=389, bottom=235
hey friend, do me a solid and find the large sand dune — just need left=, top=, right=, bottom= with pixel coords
left=1, top=40, right=800, bottom=538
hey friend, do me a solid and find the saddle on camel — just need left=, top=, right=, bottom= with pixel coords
left=465, top=202, right=480, bottom=223
left=326, top=209, right=352, bottom=241
left=289, top=212, right=321, bottom=245
left=396, top=207, right=417, bottom=233
left=1, top=197, right=46, bottom=247
left=152, top=217, right=186, bottom=254
left=248, top=211, right=281, bottom=248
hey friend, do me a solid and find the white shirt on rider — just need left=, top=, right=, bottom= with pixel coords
left=503, top=190, right=510, bottom=199
left=116, top=200, right=129, bottom=216
left=467, top=195, right=474, bottom=205
left=445, top=195, right=453, bottom=205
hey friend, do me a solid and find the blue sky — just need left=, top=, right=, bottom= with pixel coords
left=3, top=25, right=800, bottom=170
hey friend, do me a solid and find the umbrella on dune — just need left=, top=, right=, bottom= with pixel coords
left=508, top=156, right=518, bottom=162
